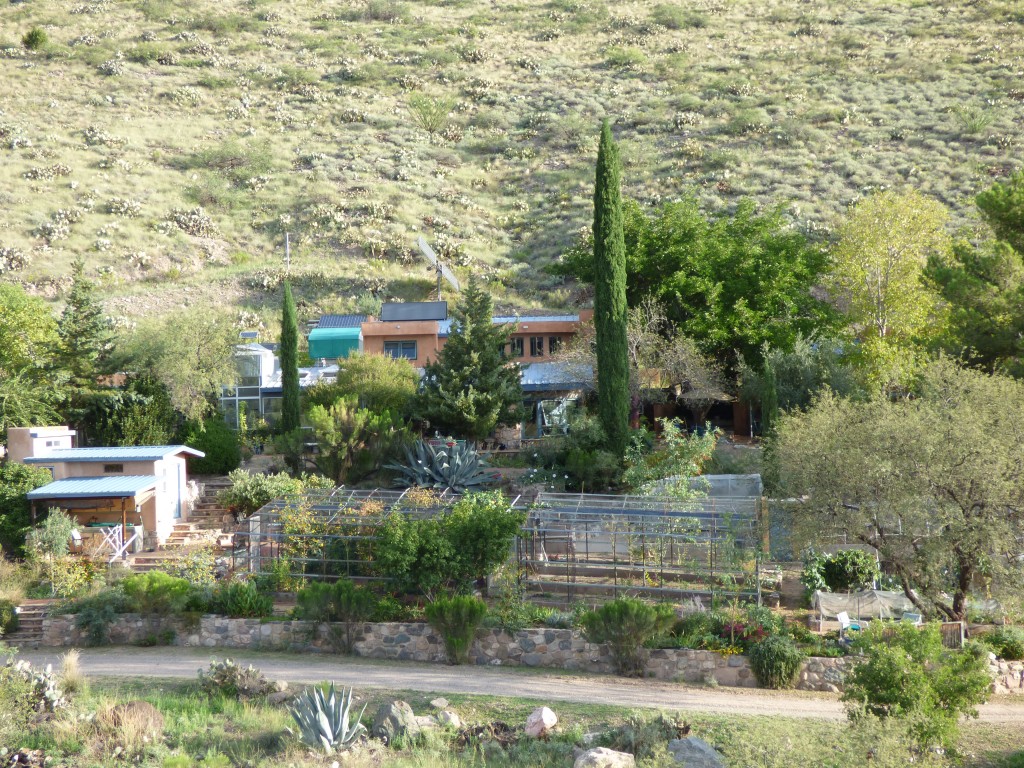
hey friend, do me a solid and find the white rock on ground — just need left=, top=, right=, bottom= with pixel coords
left=525, top=706, right=558, bottom=738
left=437, top=710, right=462, bottom=728
left=573, top=747, right=636, bottom=768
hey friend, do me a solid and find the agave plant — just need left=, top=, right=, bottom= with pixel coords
left=287, top=682, right=366, bottom=754
left=386, top=439, right=496, bottom=493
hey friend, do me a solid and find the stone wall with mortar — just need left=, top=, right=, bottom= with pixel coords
left=39, top=615, right=1024, bottom=695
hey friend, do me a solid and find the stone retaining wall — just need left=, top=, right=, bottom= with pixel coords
left=38, top=615, right=1024, bottom=695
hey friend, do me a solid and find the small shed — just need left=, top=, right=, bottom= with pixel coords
left=27, top=476, right=159, bottom=560
left=308, top=314, right=365, bottom=360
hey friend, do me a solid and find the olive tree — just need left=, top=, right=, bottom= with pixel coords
left=772, top=357, right=1024, bottom=621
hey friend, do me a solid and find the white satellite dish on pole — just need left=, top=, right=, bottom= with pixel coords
left=417, top=236, right=460, bottom=300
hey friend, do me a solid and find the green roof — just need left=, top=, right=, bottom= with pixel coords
left=308, top=326, right=361, bottom=359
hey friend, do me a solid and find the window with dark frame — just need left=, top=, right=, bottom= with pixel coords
left=549, top=336, right=561, bottom=354
left=103, top=464, right=124, bottom=473
left=530, top=336, right=544, bottom=357
left=510, top=337, right=524, bottom=357
left=384, top=340, right=418, bottom=360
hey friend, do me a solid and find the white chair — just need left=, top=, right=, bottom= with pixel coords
left=837, top=611, right=862, bottom=637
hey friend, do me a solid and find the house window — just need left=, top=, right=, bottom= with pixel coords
left=549, top=336, right=561, bottom=354
left=529, top=336, right=544, bottom=357
left=103, top=464, right=124, bottom=473
left=510, top=338, right=524, bottom=357
left=384, top=340, right=418, bottom=360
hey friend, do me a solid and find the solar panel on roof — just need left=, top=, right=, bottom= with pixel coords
left=380, top=302, right=448, bottom=322
left=317, top=314, right=367, bottom=329
left=239, top=330, right=260, bottom=339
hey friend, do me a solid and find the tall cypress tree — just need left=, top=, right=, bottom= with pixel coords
left=280, top=281, right=301, bottom=433
left=593, top=119, right=630, bottom=457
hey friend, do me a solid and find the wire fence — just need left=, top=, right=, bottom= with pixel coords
left=230, top=489, right=767, bottom=605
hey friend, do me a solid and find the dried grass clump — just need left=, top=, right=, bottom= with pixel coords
left=96, top=700, right=165, bottom=759
left=59, top=650, right=87, bottom=695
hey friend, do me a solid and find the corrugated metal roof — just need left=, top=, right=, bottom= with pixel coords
left=24, top=445, right=205, bottom=463
left=521, top=361, right=594, bottom=392
left=381, top=301, right=447, bottom=322
left=316, top=314, right=366, bottom=329
left=27, top=476, right=159, bottom=500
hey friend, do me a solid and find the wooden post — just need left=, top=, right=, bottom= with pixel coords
left=121, top=497, right=127, bottom=560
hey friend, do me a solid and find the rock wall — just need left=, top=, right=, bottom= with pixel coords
left=39, top=615, right=1024, bottom=695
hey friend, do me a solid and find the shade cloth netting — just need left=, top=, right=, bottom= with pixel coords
left=812, top=589, right=916, bottom=620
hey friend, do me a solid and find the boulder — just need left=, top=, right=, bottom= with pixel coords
left=430, top=697, right=450, bottom=709
left=437, top=710, right=463, bottom=729
left=525, top=706, right=557, bottom=738
left=668, top=737, right=726, bottom=767
left=372, top=700, right=420, bottom=744
left=574, top=747, right=636, bottom=768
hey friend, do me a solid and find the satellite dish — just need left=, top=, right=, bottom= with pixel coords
left=417, top=236, right=461, bottom=300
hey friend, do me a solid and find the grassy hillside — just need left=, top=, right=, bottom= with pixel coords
left=0, top=0, right=1021, bottom=325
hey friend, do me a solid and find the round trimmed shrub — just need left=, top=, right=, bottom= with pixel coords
left=748, top=635, right=804, bottom=689
left=213, top=581, right=273, bottom=618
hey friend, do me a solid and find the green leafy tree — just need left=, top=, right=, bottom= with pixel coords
left=85, top=375, right=177, bottom=446
left=305, top=353, right=418, bottom=414
left=556, top=197, right=837, bottom=371
left=0, top=463, right=54, bottom=557
left=828, top=189, right=950, bottom=395
left=444, top=491, right=525, bottom=589
left=417, top=277, right=522, bottom=441
left=740, top=336, right=862, bottom=433
left=280, top=281, right=301, bottom=433
left=975, top=168, right=1024, bottom=253
left=592, top=119, right=630, bottom=456
left=306, top=396, right=411, bottom=483
left=26, top=508, right=78, bottom=596
left=0, top=285, right=64, bottom=432
left=56, top=258, right=111, bottom=394
left=844, top=623, right=990, bottom=749
left=772, top=358, right=1024, bottom=621
left=117, top=311, right=238, bottom=422
left=622, top=418, right=718, bottom=496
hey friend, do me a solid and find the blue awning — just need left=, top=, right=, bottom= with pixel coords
left=24, top=445, right=204, bottom=463
left=27, top=476, right=159, bottom=500
left=521, top=362, right=594, bottom=392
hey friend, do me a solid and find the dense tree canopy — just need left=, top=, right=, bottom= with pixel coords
left=772, top=358, right=1024, bottom=621
left=417, top=277, right=522, bottom=441
left=305, top=353, right=418, bottom=415
left=558, top=196, right=836, bottom=371
left=976, top=169, right=1024, bottom=254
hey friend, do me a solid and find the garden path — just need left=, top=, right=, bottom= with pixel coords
left=19, top=647, right=1024, bottom=723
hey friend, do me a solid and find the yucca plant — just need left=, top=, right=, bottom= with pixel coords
left=287, top=682, right=366, bottom=753
left=386, top=439, right=496, bottom=493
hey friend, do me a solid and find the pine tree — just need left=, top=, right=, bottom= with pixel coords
left=593, top=120, right=630, bottom=456
left=56, top=258, right=110, bottom=391
left=280, top=281, right=301, bottom=433
left=418, top=277, right=523, bottom=442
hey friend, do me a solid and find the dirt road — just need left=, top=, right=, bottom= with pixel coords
left=20, top=647, right=1024, bottom=723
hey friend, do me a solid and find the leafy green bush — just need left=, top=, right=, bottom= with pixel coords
left=198, top=658, right=274, bottom=700
left=0, top=599, right=18, bottom=635
left=21, top=28, right=48, bottom=50
left=295, top=579, right=376, bottom=652
left=800, top=549, right=879, bottom=594
left=0, top=462, right=54, bottom=557
left=581, top=599, right=676, bottom=677
left=980, top=626, right=1024, bottom=660
left=218, top=470, right=301, bottom=515
left=212, top=581, right=273, bottom=618
left=748, top=635, right=804, bottom=689
left=70, top=591, right=130, bottom=646
left=843, top=623, right=991, bottom=749
left=122, top=572, right=193, bottom=615
left=373, top=492, right=523, bottom=596
left=180, top=418, right=241, bottom=475
left=425, top=595, right=488, bottom=665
